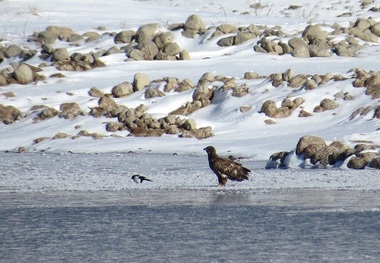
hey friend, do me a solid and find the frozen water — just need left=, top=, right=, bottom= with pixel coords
left=1, top=190, right=380, bottom=263
left=0, top=153, right=379, bottom=262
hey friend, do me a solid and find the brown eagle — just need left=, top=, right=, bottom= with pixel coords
left=203, top=146, right=251, bottom=186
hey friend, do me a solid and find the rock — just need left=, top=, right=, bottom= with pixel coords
left=260, top=100, right=277, bottom=117
left=98, top=95, right=118, bottom=112
left=371, top=22, right=380, bottom=37
left=320, top=98, right=339, bottom=111
left=163, top=42, right=181, bottom=56
left=216, top=24, right=237, bottom=34
left=37, top=30, right=58, bottom=44
left=296, top=135, right=326, bottom=156
left=33, top=137, right=50, bottom=144
left=112, top=81, right=133, bottom=98
left=114, top=30, right=135, bottom=44
left=353, top=18, right=371, bottom=32
left=138, top=40, right=159, bottom=60
left=52, top=132, right=71, bottom=140
left=0, top=104, right=23, bottom=124
left=136, top=23, right=160, bottom=43
left=164, top=77, right=180, bottom=92
left=83, top=31, right=101, bottom=42
left=133, top=73, right=150, bottom=92
left=288, top=74, right=308, bottom=88
left=68, top=34, right=83, bottom=42
left=145, top=87, right=165, bottom=99
left=181, top=119, right=197, bottom=130
left=3, top=44, right=23, bottom=58
left=298, top=110, right=312, bottom=117
left=288, top=37, right=309, bottom=49
left=347, top=152, right=378, bottom=169
left=217, top=36, right=235, bottom=47
left=309, top=45, right=331, bottom=57
left=267, top=151, right=290, bottom=168
left=292, top=45, right=310, bottom=58
left=153, top=32, right=174, bottom=49
left=52, top=48, right=70, bottom=62
left=234, top=31, right=257, bottom=45
left=129, top=127, right=165, bottom=137
left=128, top=49, right=145, bottom=61
left=302, top=25, right=328, bottom=45
left=282, top=68, right=294, bottom=81
left=88, top=87, right=104, bottom=98
left=106, top=122, right=125, bottom=132
left=368, top=156, right=380, bottom=169
left=104, top=46, right=122, bottom=56
left=175, top=78, right=194, bottom=92
left=46, top=26, right=76, bottom=41
left=364, top=74, right=380, bottom=99
left=54, top=58, right=106, bottom=71
left=189, top=126, right=214, bottom=139
left=13, top=64, right=34, bottom=84
left=59, top=102, right=83, bottom=119
left=303, top=79, right=318, bottom=90
left=183, top=14, right=206, bottom=38
left=239, top=106, right=251, bottom=113
left=36, top=107, right=59, bottom=121
left=178, top=49, right=191, bottom=60
left=244, top=71, right=261, bottom=79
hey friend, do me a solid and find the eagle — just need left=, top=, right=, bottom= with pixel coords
left=131, top=174, right=153, bottom=183
left=204, top=146, right=251, bottom=186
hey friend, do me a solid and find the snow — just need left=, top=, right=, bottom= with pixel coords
left=0, top=0, right=379, bottom=192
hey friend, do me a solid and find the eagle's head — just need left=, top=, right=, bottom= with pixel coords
left=203, top=146, right=217, bottom=155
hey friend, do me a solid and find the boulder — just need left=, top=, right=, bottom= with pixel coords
left=112, top=81, right=133, bottom=98
left=145, top=87, right=165, bottom=99
left=368, top=157, right=380, bottom=169
left=133, top=73, right=150, bottom=92
left=52, top=48, right=70, bottom=62
left=59, top=102, right=84, bottom=119
left=153, top=32, right=174, bottom=49
left=296, top=135, right=326, bottom=156
left=138, top=40, right=159, bottom=60
left=302, top=25, right=328, bottom=45
left=13, top=64, right=34, bottom=84
left=136, top=23, right=160, bottom=43
left=0, top=104, right=23, bottom=124
left=183, top=14, right=206, bottom=38
left=3, top=44, right=23, bottom=58
left=37, top=30, right=58, bottom=44
left=320, top=98, right=339, bottom=111
left=114, top=30, right=135, bottom=44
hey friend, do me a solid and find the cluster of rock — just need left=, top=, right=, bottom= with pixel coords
left=26, top=15, right=206, bottom=64
left=256, top=68, right=380, bottom=122
left=1, top=14, right=379, bottom=81
left=268, top=135, right=380, bottom=169
left=122, top=13, right=208, bottom=61
left=0, top=63, right=45, bottom=86
left=0, top=44, right=37, bottom=64
left=213, top=17, right=379, bottom=58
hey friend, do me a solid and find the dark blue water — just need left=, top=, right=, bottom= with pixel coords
left=1, top=190, right=379, bottom=263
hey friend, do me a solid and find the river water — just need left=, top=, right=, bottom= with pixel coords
left=1, top=189, right=379, bottom=263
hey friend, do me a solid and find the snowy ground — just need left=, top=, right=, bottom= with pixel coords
left=1, top=152, right=379, bottom=192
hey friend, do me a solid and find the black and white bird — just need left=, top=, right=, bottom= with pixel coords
left=131, top=174, right=153, bottom=184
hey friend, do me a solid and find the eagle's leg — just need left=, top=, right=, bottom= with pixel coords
left=217, top=176, right=227, bottom=187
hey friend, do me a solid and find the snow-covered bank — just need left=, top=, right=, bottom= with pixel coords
left=0, top=0, right=379, bottom=165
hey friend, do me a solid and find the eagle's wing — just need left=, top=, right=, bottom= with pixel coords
left=213, top=157, right=250, bottom=181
